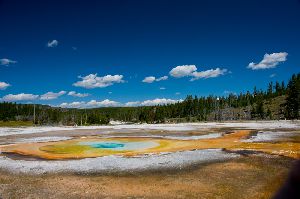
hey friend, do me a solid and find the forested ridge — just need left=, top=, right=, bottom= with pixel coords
left=1, top=73, right=299, bottom=125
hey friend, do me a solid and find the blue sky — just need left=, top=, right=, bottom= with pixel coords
left=0, top=0, right=300, bottom=108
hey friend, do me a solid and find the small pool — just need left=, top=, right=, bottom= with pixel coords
left=91, top=142, right=125, bottom=149
left=79, top=140, right=159, bottom=151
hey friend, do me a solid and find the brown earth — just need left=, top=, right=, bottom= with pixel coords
left=0, top=155, right=293, bottom=199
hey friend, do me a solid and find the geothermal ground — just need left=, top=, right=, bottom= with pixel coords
left=0, top=121, right=299, bottom=198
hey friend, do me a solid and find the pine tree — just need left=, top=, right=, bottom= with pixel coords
left=275, top=81, right=281, bottom=96
left=256, top=101, right=265, bottom=119
left=267, top=82, right=273, bottom=98
left=285, top=74, right=300, bottom=119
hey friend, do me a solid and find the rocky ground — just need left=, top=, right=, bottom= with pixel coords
left=0, top=155, right=294, bottom=199
left=0, top=121, right=299, bottom=198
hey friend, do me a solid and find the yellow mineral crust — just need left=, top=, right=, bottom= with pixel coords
left=0, top=130, right=299, bottom=160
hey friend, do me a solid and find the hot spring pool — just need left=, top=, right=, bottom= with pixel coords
left=2, top=130, right=299, bottom=161
left=90, top=142, right=125, bottom=149
left=28, top=137, right=169, bottom=159
left=78, top=140, right=159, bottom=151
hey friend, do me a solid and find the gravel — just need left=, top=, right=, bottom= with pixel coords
left=0, top=120, right=299, bottom=137
left=0, top=149, right=239, bottom=174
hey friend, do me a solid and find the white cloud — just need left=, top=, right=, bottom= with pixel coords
left=142, top=76, right=168, bottom=83
left=0, top=82, right=11, bottom=90
left=47, top=40, right=58, bottom=48
left=0, top=58, right=17, bottom=66
left=59, top=98, right=183, bottom=108
left=141, top=98, right=183, bottom=106
left=191, top=68, right=227, bottom=81
left=60, top=101, right=85, bottom=109
left=159, top=87, right=166, bottom=90
left=169, top=65, right=227, bottom=81
left=40, top=91, right=66, bottom=100
left=169, top=65, right=197, bottom=78
left=86, top=99, right=120, bottom=107
left=73, top=74, right=124, bottom=89
left=142, top=76, right=156, bottom=83
left=1, top=93, right=39, bottom=101
left=59, top=99, right=120, bottom=108
left=270, top=73, right=276, bottom=78
left=125, top=98, right=182, bottom=107
left=156, top=76, right=168, bottom=81
left=68, top=91, right=89, bottom=98
left=125, top=101, right=141, bottom=107
left=247, top=52, right=288, bottom=70
left=175, top=92, right=181, bottom=95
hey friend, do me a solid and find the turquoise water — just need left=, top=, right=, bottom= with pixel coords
left=91, top=142, right=125, bottom=149
left=79, top=140, right=159, bottom=151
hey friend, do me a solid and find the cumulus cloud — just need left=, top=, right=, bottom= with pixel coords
left=60, top=101, right=85, bottom=109
left=59, top=98, right=183, bottom=108
left=247, top=52, right=288, bottom=70
left=86, top=99, right=120, bottom=107
left=169, top=65, right=227, bottom=81
left=141, top=98, right=183, bottom=106
left=142, top=76, right=168, bottom=83
left=125, top=101, right=141, bottom=107
left=169, top=65, right=197, bottom=78
left=0, top=82, right=11, bottom=90
left=190, top=68, right=227, bottom=81
left=156, top=76, right=168, bottom=81
left=142, top=76, right=156, bottom=83
left=40, top=91, right=66, bottom=100
left=124, top=98, right=182, bottom=107
left=73, top=74, right=124, bottom=89
left=1, top=93, right=39, bottom=101
left=47, top=40, right=58, bottom=48
left=59, top=99, right=120, bottom=108
left=68, top=91, right=89, bottom=97
left=0, top=58, right=17, bottom=66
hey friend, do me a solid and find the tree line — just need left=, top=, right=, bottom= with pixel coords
left=0, top=73, right=299, bottom=125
